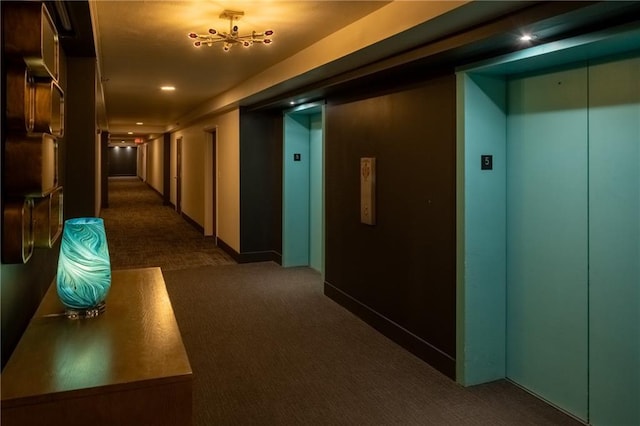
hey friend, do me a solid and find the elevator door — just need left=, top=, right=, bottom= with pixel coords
left=506, top=67, right=589, bottom=420
left=588, top=55, right=639, bottom=426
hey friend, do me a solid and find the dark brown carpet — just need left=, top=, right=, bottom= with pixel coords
left=101, top=177, right=235, bottom=271
left=163, top=262, right=581, bottom=426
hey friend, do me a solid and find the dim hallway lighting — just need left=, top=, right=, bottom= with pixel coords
left=189, top=10, right=273, bottom=52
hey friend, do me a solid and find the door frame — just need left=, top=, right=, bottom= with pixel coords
left=176, top=136, right=182, bottom=214
left=203, top=127, right=217, bottom=238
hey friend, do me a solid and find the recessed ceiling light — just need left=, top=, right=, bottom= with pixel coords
left=519, top=34, right=536, bottom=42
left=127, top=132, right=133, bottom=135
left=121, top=140, right=125, bottom=143
left=136, top=122, right=143, bottom=125
left=290, top=101, right=295, bottom=105
left=161, top=86, right=176, bottom=91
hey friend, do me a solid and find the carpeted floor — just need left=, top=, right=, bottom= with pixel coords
left=163, top=262, right=581, bottom=426
left=101, top=177, right=235, bottom=271
left=102, top=177, right=578, bottom=425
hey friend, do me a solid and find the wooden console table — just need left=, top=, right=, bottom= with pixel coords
left=1, top=267, right=192, bottom=425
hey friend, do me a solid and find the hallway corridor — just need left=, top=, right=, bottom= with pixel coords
left=101, top=177, right=235, bottom=271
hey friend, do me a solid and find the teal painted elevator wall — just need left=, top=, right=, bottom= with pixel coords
left=506, top=67, right=589, bottom=420
left=588, top=55, right=640, bottom=426
left=283, top=114, right=311, bottom=267
left=456, top=73, right=507, bottom=385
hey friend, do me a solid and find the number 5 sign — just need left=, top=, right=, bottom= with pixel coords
left=481, top=154, right=493, bottom=170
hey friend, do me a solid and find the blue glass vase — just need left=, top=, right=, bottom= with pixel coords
left=57, top=217, right=111, bottom=318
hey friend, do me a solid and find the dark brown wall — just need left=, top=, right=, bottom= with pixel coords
left=0, top=248, right=60, bottom=369
left=108, top=146, right=137, bottom=176
left=100, top=131, right=109, bottom=208
left=63, top=56, right=96, bottom=218
left=324, top=74, right=457, bottom=377
left=239, top=109, right=283, bottom=263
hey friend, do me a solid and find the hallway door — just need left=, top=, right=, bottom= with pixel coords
left=506, top=66, right=589, bottom=420
left=211, top=130, right=217, bottom=238
left=176, top=137, right=182, bottom=214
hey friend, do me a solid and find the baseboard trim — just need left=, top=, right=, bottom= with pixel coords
left=324, top=281, right=455, bottom=379
left=144, top=182, right=164, bottom=200
left=181, top=212, right=204, bottom=234
left=238, top=250, right=282, bottom=264
left=216, top=238, right=282, bottom=264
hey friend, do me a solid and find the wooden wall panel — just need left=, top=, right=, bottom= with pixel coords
left=239, top=109, right=283, bottom=263
left=324, top=74, right=457, bottom=377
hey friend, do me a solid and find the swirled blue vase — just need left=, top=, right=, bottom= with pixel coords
left=57, top=218, right=111, bottom=318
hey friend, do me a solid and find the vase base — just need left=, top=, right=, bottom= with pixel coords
left=65, top=302, right=106, bottom=320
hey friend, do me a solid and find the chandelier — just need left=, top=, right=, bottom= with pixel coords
left=188, top=10, right=274, bottom=52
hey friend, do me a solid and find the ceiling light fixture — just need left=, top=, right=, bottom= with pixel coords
left=160, top=86, right=175, bottom=91
left=127, top=132, right=133, bottom=135
left=189, top=10, right=273, bottom=52
left=519, top=34, right=537, bottom=42
left=136, top=122, right=143, bottom=125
